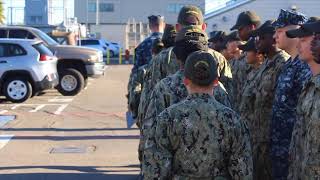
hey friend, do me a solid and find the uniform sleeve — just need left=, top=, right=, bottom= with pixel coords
left=228, top=117, right=253, bottom=180
left=133, top=46, right=142, bottom=70
left=143, top=110, right=174, bottom=180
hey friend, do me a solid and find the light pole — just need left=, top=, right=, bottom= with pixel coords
left=95, top=0, right=99, bottom=25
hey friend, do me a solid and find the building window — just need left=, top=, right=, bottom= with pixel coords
left=167, top=4, right=184, bottom=13
left=88, top=2, right=96, bottom=12
left=30, top=16, right=43, bottom=24
left=99, top=3, right=114, bottom=12
left=88, top=2, right=114, bottom=12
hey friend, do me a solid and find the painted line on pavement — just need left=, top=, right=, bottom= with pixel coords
left=0, top=115, right=15, bottom=128
left=54, top=104, right=69, bottom=115
left=0, top=110, right=8, bottom=114
left=0, top=135, right=14, bottom=150
left=29, top=105, right=46, bottom=113
left=48, top=98, right=73, bottom=103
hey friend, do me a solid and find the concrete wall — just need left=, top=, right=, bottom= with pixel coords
left=75, top=0, right=205, bottom=50
left=205, top=0, right=320, bottom=33
left=25, top=0, right=49, bottom=25
left=75, top=0, right=205, bottom=24
left=90, top=24, right=127, bottom=47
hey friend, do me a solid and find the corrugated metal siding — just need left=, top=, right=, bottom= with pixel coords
left=205, top=0, right=320, bottom=33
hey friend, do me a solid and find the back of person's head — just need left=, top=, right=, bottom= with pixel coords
left=173, top=26, right=208, bottom=64
left=162, top=24, right=177, bottom=48
left=148, top=15, right=165, bottom=29
left=184, top=50, right=218, bottom=87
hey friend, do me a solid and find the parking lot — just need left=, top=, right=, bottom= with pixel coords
left=0, top=65, right=140, bottom=180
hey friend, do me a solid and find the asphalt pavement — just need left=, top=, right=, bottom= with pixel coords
left=0, top=65, right=140, bottom=180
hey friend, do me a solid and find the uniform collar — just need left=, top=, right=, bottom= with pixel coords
left=187, top=93, right=212, bottom=100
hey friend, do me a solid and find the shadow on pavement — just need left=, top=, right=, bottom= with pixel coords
left=0, top=173, right=139, bottom=180
left=0, top=128, right=139, bottom=132
left=0, top=135, right=140, bottom=141
left=0, top=165, right=140, bottom=173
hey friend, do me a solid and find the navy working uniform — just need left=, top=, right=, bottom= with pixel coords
left=270, top=9, right=310, bottom=180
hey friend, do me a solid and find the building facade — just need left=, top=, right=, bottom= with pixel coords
left=74, top=0, right=205, bottom=51
left=205, top=0, right=320, bottom=33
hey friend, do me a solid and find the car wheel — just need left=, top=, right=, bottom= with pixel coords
left=57, top=68, right=85, bottom=96
left=3, top=77, right=32, bottom=103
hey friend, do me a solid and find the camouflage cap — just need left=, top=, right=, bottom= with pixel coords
left=225, top=31, right=241, bottom=43
left=178, top=5, right=204, bottom=26
left=162, top=24, right=177, bottom=42
left=251, top=20, right=276, bottom=36
left=286, top=20, right=320, bottom=38
left=175, top=26, right=208, bottom=42
left=230, top=11, right=261, bottom=30
left=184, top=50, right=218, bottom=86
left=272, top=9, right=308, bottom=28
left=238, top=37, right=257, bottom=52
left=208, top=31, right=227, bottom=42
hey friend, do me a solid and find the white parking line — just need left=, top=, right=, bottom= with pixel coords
left=0, top=104, right=69, bottom=115
left=0, top=135, right=14, bottom=150
left=29, top=105, right=46, bottom=113
left=54, top=104, right=69, bottom=115
left=0, top=110, right=8, bottom=114
left=11, top=105, right=20, bottom=110
left=48, top=98, right=73, bottom=103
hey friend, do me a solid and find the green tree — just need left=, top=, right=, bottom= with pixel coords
left=0, top=1, right=4, bottom=24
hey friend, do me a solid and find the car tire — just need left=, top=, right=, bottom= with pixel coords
left=3, top=77, right=32, bottom=103
left=57, top=68, right=85, bottom=96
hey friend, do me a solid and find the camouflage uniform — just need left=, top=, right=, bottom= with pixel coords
left=229, top=53, right=248, bottom=110
left=141, top=70, right=232, bottom=174
left=150, top=47, right=179, bottom=85
left=211, top=49, right=233, bottom=96
left=251, top=50, right=290, bottom=180
left=289, top=74, right=320, bottom=180
left=127, top=32, right=163, bottom=118
left=127, top=64, right=148, bottom=119
left=143, top=93, right=253, bottom=179
left=239, top=65, right=260, bottom=128
left=270, top=56, right=311, bottom=180
left=133, top=32, right=163, bottom=70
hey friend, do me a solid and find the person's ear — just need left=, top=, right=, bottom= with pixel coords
left=202, top=23, right=207, bottom=31
left=213, top=79, right=219, bottom=86
left=183, top=78, right=191, bottom=86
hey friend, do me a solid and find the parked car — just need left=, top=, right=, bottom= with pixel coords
left=0, top=39, right=58, bottom=103
left=79, top=39, right=107, bottom=56
left=104, top=40, right=120, bottom=57
left=79, top=39, right=120, bottom=57
left=0, top=26, right=105, bottom=96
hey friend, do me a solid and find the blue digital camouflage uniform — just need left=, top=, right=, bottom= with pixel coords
left=270, top=56, right=311, bottom=180
left=133, top=32, right=163, bottom=70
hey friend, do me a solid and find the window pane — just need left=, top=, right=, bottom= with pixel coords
left=4, top=44, right=27, bottom=56
left=33, top=43, right=53, bottom=56
left=0, top=45, right=5, bottom=57
left=99, top=3, right=114, bottom=12
left=88, top=3, right=96, bottom=12
left=81, top=40, right=100, bottom=45
left=0, top=30, right=7, bottom=38
left=9, top=30, right=29, bottom=39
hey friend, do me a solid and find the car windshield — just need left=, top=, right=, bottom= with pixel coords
left=33, top=29, right=59, bottom=46
left=81, top=40, right=100, bottom=45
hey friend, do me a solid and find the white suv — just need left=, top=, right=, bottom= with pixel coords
left=0, top=39, right=58, bottom=103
